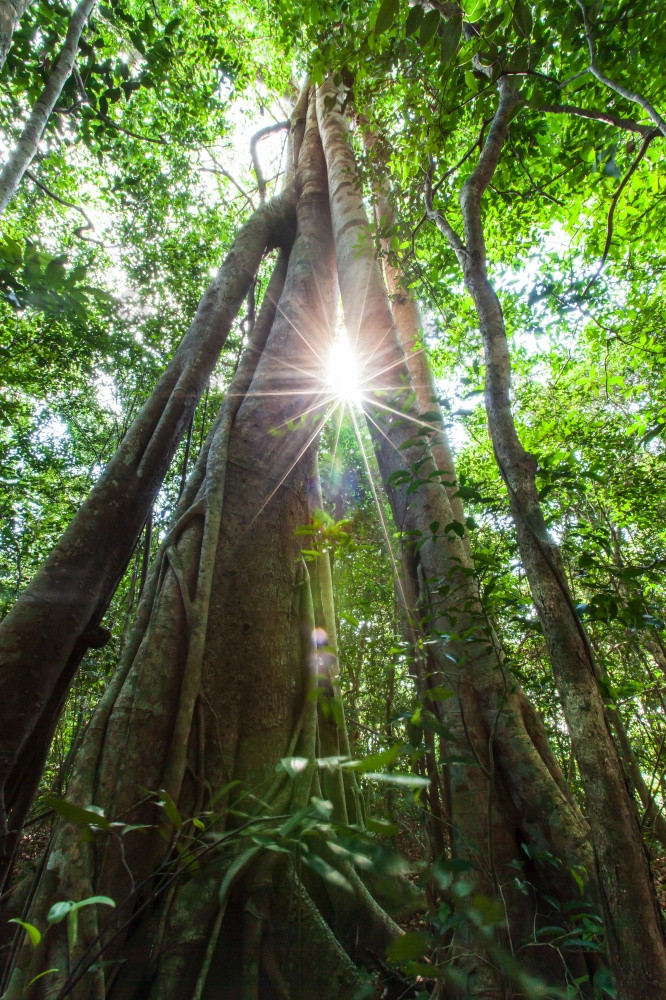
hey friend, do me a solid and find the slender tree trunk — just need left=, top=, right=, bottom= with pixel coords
left=0, top=184, right=295, bottom=893
left=369, top=180, right=468, bottom=550
left=606, top=700, right=666, bottom=847
left=426, top=72, right=666, bottom=999
left=0, top=0, right=96, bottom=214
left=317, top=76, right=598, bottom=997
left=0, top=0, right=32, bottom=73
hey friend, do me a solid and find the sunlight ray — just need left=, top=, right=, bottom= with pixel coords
left=364, top=397, right=441, bottom=434
left=242, top=400, right=341, bottom=534
left=349, top=405, right=408, bottom=609
left=269, top=291, right=330, bottom=370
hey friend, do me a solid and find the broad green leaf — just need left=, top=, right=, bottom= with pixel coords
left=277, top=756, right=310, bottom=777
left=419, top=9, right=440, bottom=46
left=157, top=790, right=183, bottom=830
left=386, top=930, right=430, bottom=961
left=440, top=16, right=462, bottom=63
left=405, top=4, right=423, bottom=35
left=512, top=0, right=532, bottom=38
left=366, top=817, right=399, bottom=836
left=363, top=772, right=430, bottom=787
left=465, top=0, right=486, bottom=21
left=47, top=901, right=75, bottom=925
left=300, top=850, right=353, bottom=891
left=8, top=919, right=41, bottom=946
left=45, top=797, right=110, bottom=831
left=424, top=686, right=455, bottom=702
left=374, top=0, right=399, bottom=35
left=341, top=743, right=404, bottom=772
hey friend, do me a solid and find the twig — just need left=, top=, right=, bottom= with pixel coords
left=582, top=129, right=657, bottom=295
left=202, top=147, right=255, bottom=210
left=576, top=0, right=666, bottom=139
left=508, top=135, right=564, bottom=207
left=536, top=102, right=657, bottom=137
left=25, top=169, right=110, bottom=246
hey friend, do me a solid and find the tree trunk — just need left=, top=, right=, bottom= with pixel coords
left=0, top=180, right=295, bottom=893
left=425, top=72, right=666, bottom=999
left=0, top=0, right=32, bottom=73
left=0, top=0, right=96, bottom=214
left=0, top=89, right=399, bottom=1000
left=317, top=76, right=599, bottom=997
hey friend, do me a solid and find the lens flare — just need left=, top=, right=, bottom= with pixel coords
left=325, top=333, right=363, bottom=405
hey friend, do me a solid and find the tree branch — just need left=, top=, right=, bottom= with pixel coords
left=582, top=129, right=658, bottom=295
left=423, top=156, right=466, bottom=259
left=202, top=147, right=256, bottom=211
left=25, top=169, right=110, bottom=246
left=536, top=102, right=658, bottom=137
left=576, top=0, right=666, bottom=139
left=249, top=120, right=289, bottom=203
left=460, top=76, right=521, bottom=255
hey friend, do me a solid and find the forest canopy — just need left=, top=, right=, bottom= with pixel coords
left=1, top=1, right=666, bottom=998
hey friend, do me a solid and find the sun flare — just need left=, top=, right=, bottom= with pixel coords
left=325, top=333, right=364, bottom=406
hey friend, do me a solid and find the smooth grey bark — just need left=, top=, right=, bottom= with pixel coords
left=425, top=72, right=666, bottom=999
left=0, top=0, right=32, bottom=73
left=0, top=187, right=295, bottom=894
left=0, top=0, right=95, bottom=215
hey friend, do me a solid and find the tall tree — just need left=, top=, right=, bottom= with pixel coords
left=2, top=1, right=666, bottom=997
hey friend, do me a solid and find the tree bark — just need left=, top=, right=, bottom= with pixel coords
left=0, top=0, right=96, bottom=215
left=0, top=184, right=295, bottom=893
left=317, top=76, right=601, bottom=997
left=0, top=90, right=399, bottom=1000
left=426, top=72, right=666, bottom=999
left=0, top=0, right=32, bottom=73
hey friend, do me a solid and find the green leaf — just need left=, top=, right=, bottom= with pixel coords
left=47, top=896, right=115, bottom=927
left=374, top=0, right=399, bottom=35
left=27, top=969, right=60, bottom=987
left=424, top=685, right=454, bottom=702
left=512, top=0, right=532, bottom=38
left=45, top=796, right=110, bottom=832
left=299, top=850, right=353, bottom=891
left=8, top=919, right=41, bottom=946
left=157, top=789, right=183, bottom=830
left=341, top=743, right=404, bottom=772
left=366, top=817, right=399, bottom=836
left=419, top=9, right=440, bottom=46
left=363, top=772, right=430, bottom=787
left=276, top=756, right=310, bottom=777
left=387, top=930, right=430, bottom=961
left=464, top=0, right=486, bottom=21
left=570, top=867, right=585, bottom=894
left=47, top=901, right=76, bottom=925
left=405, top=4, right=423, bottom=35
left=440, top=15, right=462, bottom=63
left=471, top=893, right=505, bottom=925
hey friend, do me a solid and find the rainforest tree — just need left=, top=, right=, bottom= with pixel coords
left=1, top=1, right=666, bottom=998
